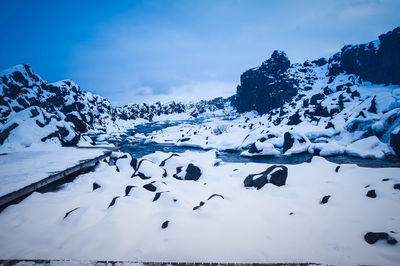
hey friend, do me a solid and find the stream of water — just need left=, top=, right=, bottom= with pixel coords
left=102, top=118, right=400, bottom=168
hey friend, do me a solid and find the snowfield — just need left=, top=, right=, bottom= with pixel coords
left=0, top=150, right=399, bottom=265
left=0, top=144, right=111, bottom=198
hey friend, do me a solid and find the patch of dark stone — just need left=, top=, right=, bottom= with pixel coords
left=382, top=178, right=390, bottom=181
left=390, top=130, right=400, bottom=156
left=289, top=212, right=294, bottom=215
left=244, top=165, right=288, bottom=189
left=143, top=182, right=157, bottom=192
left=193, top=201, right=205, bottom=211
left=365, top=185, right=370, bottom=188
left=282, top=132, right=295, bottom=154
left=161, top=220, right=169, bottom=229
left=248, top=143, right=262, bottom=154
left=320, top=195, right=331, bottom=204
left=180, top=138, right=190, bottom=142
left=172, top=166, right=183, bottom=179
left=63, top=207, right=79, bottom=219
left=130, top=158, right=138, bottom=171
left=208, top=194, right=225, bottom=200
left=287, top=111, right=302, bottom=126
left=0, top=123, right=19, bottom=145
left=368, top=96, right=377, bottom=114
left=394, top=184, right=400, bottom=190
left=364, top=232, right=398, bottom=245
left=193, top=194, right=224, bottom=211
left=173, top=164, right=202, bottom=181
left=366, top=189, right=377, bottom=198
left=159, top=153, right=180, bottom=167
left=108, top=196, right=119, bottom=208
left=335, top=166, right=340, bottom=173
left=116, top=166, right=120, bottom=172
left=92, top=182, right=101, bottom=191
left=125, top=185, right=136, bottom=196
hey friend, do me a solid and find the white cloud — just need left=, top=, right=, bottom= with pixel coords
left=125, top=81, right=237, bottom=105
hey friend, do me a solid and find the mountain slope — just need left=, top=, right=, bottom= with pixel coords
left=0, top=65, right=231, bottom=151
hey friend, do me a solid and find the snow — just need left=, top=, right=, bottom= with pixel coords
left=0, top=152, right=399, bottom=265
left=345, top=136, right=393, bottom=159
left=0, top=145, right=111, bottom=197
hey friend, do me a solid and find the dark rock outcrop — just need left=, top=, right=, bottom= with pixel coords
left=328, top=27, right=400, bottom=85
left=235, top=50, right=297, bottom=114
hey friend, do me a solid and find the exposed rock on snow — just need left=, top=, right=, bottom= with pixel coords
left=92, top=182, right=101, bottom=191
left=320, top=195, right=331, bottom=204
left=184, top=163, right=202, bottom=181
left=235, top=50, right=297, bottom=115
left=244, top=165, right=288, bottom=189
left=364, top=232, right=398, bottom=245
left=366, top=189, right=377, bottom=198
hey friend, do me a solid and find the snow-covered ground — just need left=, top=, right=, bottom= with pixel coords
left=0, top=150, right=399, bottom=265
left=0, top=144, right=111, bottom=197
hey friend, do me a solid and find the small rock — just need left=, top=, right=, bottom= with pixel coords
left=63, top=207, right=79, bottom=219
left=208, top=194, right=225, bottom=200
left=366, top=189, right=377, bottom=198
left=125, top=185, right=135, bottom=196
left=108, top=196, right=119, bottom=208
left=92, top=182, right=101, bottom=191
left=335, top=166, right=340, bottom=173
left=382, top=178, right=390, bottom=181
left=153, top=192, right=162, bottom=202
left=320, top=195, right=331, bottom=204
left=364, top=232, right=389, bottom=244
left=184, top=163, right=202, bottom=181
left=161, top=220, right=169, bottom=229
left=394, top=184, right=400, bottom=190
left=143, top=182, right=157, bottom=192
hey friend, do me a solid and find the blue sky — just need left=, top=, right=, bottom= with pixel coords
left=1, top=0, right=399, bottom=106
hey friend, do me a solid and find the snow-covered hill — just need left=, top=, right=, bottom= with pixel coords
left=0, top=65, right=231, bottom=152
left=146, top=27, right=400, bottom=159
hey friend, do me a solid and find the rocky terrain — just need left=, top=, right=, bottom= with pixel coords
left=145, top=27, right=400, bottom=159
left=0, top=66, right=231, bottom=151
left=0, top=27, right=400, bottom=266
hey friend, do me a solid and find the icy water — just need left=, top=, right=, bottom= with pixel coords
left=103, top=118, right=400, bottom=168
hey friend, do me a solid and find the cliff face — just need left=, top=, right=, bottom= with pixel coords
left=329, top=27, right=400, bottom=85
left=235, top=50, right=297, bottom=115
left=235, top=27, right=400, bottom=117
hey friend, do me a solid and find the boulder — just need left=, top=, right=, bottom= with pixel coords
left=244, top=165, right=288, bottom=189
left=364, top=232, right=397, bottom=245
left=184, top=163, right=202, bottom=181
left=366, top=189, right=377, bottom=198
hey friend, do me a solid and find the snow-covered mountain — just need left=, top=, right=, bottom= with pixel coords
left=146, top=27, right=400, bottom=159
left=231, top=26, right=400, bottom=157
left=0, top=65, right=231, bottom=151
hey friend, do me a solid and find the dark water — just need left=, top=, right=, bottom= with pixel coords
left=99, top=118, right=400, bottom=168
